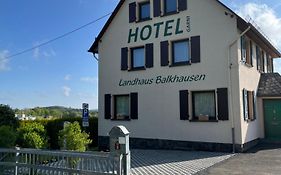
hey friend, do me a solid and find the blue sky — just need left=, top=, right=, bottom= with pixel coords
left=0, top=0, right=281, bottom=110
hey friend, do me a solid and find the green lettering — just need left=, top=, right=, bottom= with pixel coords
left=200, top=74, right=206, bottom=81
left=194, top=75, right=200, bottom=81
left=156, top=76, right=162, bottom=84
left=154, top=22, right=164, bottom=38
left=175, top=18, right=183, bottom=34
left=140, top=25, right=152, bottom=41
left=128, top=27, right=139, bottom=43
left=164, top=20, right=174, bottom=36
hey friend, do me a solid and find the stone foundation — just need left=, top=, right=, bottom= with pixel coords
left=98, top=136, right=259, bottom=153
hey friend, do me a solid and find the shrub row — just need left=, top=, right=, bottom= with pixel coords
left=20, top=117, right=98, bottom=150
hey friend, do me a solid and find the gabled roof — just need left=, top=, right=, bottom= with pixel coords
left=88, top=0, right=125, bottom=54
left=257, top=73, right=281, bottom=97
left=88, top=0, right=281, bottom=57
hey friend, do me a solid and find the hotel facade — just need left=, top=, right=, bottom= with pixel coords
left=89, top=0, right=281, bottom=152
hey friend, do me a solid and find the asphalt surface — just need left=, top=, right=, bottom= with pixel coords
left=196, top=143, right=281, bottom=175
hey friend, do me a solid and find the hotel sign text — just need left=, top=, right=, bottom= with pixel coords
left=119, top=74, right=206, bottom=87
left=128, top=17, right=187, bottom=43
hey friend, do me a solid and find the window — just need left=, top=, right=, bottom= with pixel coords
left=267, top=54, right=273, bottom=73
left=243, top=89, right=256, bottom=121
left=161, top=36, right=200, bottom=67
left=121, top=44, right=153, bottom=71
left=154, top=0, right=187, bottom=17
left=180, top=89, right=229, bottom=122
left=241, top=35, right=252, bottom=66
left=114, top=95, right=130, bottom=120
left=164, top=0, right=177, bottom=14
left=131, top=47, right=145, bottom=69
left=172, top=39, right=190, bottom=65
left=105, top=93, right=138, bottom=120
left=261, top=51, right=265, bottom=72
left=256, top=46, right=261, bottom=70
left=139, top=2, right=150, bottom=21
left=192, top=91, right=216, bottom=121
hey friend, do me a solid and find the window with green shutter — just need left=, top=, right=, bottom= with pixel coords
left=243, top=89, right=256, bottom=121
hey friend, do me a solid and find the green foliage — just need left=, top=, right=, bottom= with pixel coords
left=0, top=125, right=17, bottom=148
left=0, top=104, right=19, bottom=128
left=16, top=106, right=98, bottom=119
left=58, top=122, right=92, bottom=152
left=17, top=122, right=48, bottom=149
left=22, top=132, right=46, bottom=149
left=19, top=117, right=98, bottom=149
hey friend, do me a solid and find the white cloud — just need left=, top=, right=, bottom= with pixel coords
left=236, top=3, right=281, bottom=49
left=62, top=86, right=71, bottom=97
left=80, top=76, right=97, bottom=83
left=274, top=59, right=281, bottom=73
left=33, top=48, right=40, bottom=58
left=64, top=74, right=71, bottom=81
left=0, top=50, right=10, bottom=71
left=32, top=41, right=56, bottom=59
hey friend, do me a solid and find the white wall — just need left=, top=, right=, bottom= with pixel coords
left=98, top=0, right=244, bottom=144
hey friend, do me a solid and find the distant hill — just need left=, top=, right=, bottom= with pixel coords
left=14, top=106, right=97, bottom=118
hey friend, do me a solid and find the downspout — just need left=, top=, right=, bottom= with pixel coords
left=228, top=26, right=250, bottom=153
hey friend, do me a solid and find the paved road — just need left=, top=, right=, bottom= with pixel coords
left=196, top=144, right=281, bottom=175
left=131, top=149, right=233, bottom=175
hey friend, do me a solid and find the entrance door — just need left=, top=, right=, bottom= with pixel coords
left=264, top=99, right=281, bottom=140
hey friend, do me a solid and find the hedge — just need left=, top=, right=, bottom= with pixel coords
left=20, top=117, right=98, bottom=150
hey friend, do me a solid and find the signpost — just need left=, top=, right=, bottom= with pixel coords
left=82, top=103, right=89, bottom=127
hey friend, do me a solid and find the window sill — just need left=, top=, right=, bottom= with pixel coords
left=189, top=119, right=219, bottom=123
left=128, top=67, right=146, bottom=71
left=111, top=119, right=131, bottom=121
left=162, top=11, right=179, bottom=17
left=169, top=61, right=191, bottom=67
left=137, top=18, right=152, bottom=23
left=245, top=119, right=256, bottom=123
left=241, top=62, right=253, bottom=68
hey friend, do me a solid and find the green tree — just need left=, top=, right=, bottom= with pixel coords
left=0, top=125, right=17, bottom=148
left=0, top=104, right=18, bottom=128
left=17, top=122, right=48, bottom=149
left=58, top=121, right=92, bottom=151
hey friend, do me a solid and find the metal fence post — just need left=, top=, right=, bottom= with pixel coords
left=14, top=147, right=20, bottom=175
left=123, top=151, right=130, bottom=175
left=109, top=126, right=131, bottom=175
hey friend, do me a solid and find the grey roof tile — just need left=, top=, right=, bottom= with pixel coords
left=257, top=73, right=281, bottom=97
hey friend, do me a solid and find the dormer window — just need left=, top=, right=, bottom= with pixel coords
left=139, top=1, right=151, bottom=21
left=164, top=0, right=177, bottom=14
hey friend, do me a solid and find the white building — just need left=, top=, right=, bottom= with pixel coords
left=89, top=0, right=281, bottom=152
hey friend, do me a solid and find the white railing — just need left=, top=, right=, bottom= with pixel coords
left=0, top=148, right=121, bottom=175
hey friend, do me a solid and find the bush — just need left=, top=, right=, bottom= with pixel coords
left=58, top=121, right=92, bottom=151
left=19, top=117, right=98, bottom=149
left=17, top=122, right=48, bottom=149
left=0, top=104, right=18, bottom=128
left=0, top=125, right=17, bottom=148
